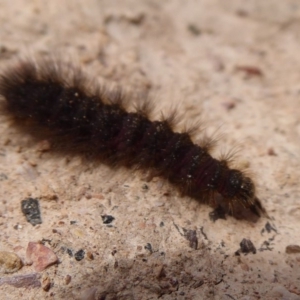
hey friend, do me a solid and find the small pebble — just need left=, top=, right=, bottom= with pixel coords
left=267, top=147, right=277, bottom=156
left=142, top=183, right=149, bottom=190
left=67, top=248, right=73, bottom=257
left=26, top=242, right=58, bottom=272
left=21, top=198, right=42, bottom=226
left=42, top=275, right=51, bottom=291
left=13, top=224, right=23, bottom=230
left=86, top=251, right=94, bottom=260
left=240, top=239, right=256, bottom=254
left=286, top=245, right=300, bottom=254
left=187, top=23, right=201, bottom=36
left=74, top=249, right=85, bottom=261
left=235, top=239, right=256, bottom=256
left=221, top=101, right=236, bottom=111
left=144, top=243, right=153, bottom=253
left=65, top=275, right=72, bottom=285
left=101, top=214, right=115, bottom=224
left=235, top=65, right=263, bottom=77
left=0, top=251, right=23, bottom=274
left=0, top=273, right=41, bottom=288
left=239, top=238, right=256, bottom=254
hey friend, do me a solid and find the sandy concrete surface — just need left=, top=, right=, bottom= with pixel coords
left=0, top=0, right=300, bottom=299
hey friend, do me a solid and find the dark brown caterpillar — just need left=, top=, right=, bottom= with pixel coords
left=0, top=57, right=266, bottom=220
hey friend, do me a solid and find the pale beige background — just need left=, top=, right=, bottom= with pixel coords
left=0, top=1, right=300, bottom=299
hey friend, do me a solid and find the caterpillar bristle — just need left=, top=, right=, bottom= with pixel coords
left=133, top=95, right=153, bottom=118
left=196, top=133, right=218, bottom=153
left=160, top=108, right=180, bottom=130
left=182, top=119, right=203, bottom=140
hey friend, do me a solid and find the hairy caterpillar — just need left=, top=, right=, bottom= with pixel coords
left=0, top=57, right=266, bottom=220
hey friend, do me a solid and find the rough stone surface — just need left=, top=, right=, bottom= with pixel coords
left=0, top=0, right=300, bottom=299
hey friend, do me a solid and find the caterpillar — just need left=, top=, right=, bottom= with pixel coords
left=0, top=57, right=266, bottom=220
